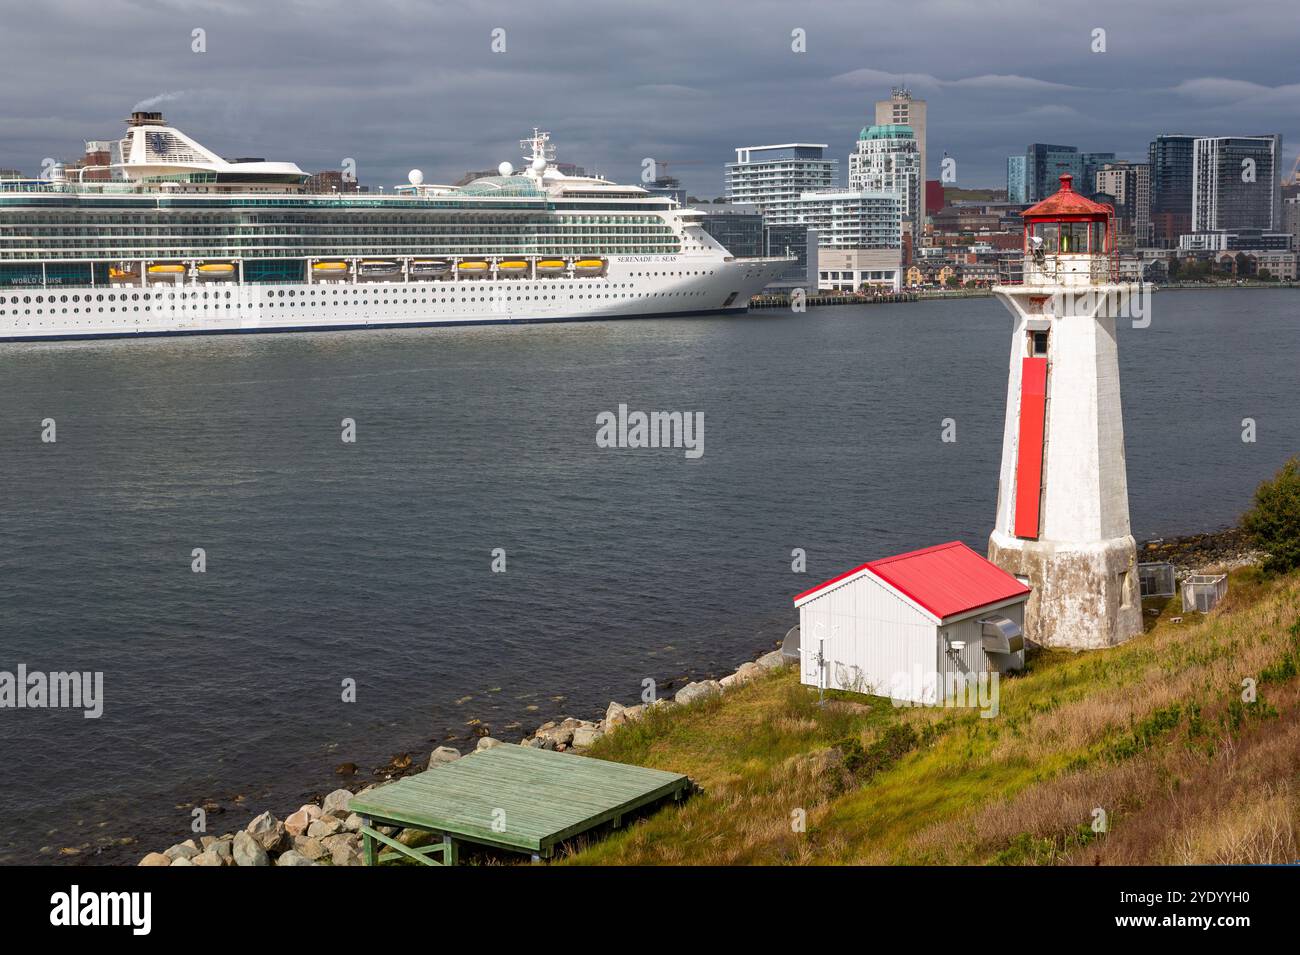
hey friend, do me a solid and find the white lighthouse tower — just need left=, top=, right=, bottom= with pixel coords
left=988, top=174, right=1142, bottom=649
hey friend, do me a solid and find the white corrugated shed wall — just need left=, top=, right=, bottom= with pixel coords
left=798, top=573, right=938, bottom=704
left=937, top=601, right=1026, bottom=707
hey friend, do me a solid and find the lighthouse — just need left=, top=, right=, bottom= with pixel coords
left=988, top=174, right=1143, bottom=650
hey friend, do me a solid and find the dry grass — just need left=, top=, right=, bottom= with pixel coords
left=567, top=567, right=1300, bottom=865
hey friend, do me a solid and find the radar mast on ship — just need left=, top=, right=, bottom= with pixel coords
left=520, top=128, right=555, bottom=178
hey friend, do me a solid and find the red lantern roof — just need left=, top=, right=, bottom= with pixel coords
left=1021, top=173, right=1111, bottom=220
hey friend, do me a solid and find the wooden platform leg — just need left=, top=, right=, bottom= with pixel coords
left=362, top=817, right=377, bottom=867
left=443, top=834, right=458, bottom=866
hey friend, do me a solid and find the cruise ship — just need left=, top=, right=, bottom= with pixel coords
left=0, top=112, right=790, bottom=342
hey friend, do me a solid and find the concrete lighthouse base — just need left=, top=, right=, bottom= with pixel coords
left=989, top=530, right=1142, bottom=650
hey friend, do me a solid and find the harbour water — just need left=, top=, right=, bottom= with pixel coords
left=0, top=289, right=1296, bottom=863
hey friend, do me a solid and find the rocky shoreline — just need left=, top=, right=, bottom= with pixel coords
left=137, top=649, right=790, bottom=867
left=1137, top=526, right=1263, bottom=577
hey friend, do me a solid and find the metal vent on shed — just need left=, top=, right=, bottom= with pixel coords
left=979, top=615, right=1024, bottom=654
left=781, top=625, right=801, bottom=661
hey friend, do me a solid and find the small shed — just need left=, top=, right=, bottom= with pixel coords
left=792, top=541, right=1031, bottom=704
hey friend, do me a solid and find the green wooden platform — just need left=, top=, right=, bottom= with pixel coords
left=347, top=745, right=691, bottom=865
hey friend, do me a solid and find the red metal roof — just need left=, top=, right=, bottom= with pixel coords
left=793, top=541, right=1030, bottom=620
left=1022, top=173, right=1111, bottom=220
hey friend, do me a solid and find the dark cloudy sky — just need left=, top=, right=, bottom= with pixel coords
left=1, top=0, right=1297, bottom=195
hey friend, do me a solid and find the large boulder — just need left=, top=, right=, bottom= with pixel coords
left=231, top=830, right=269, bottom=867
left=292, top=836, right=328, bottom=861
left=675, top=680, right=722, bottom=705
left=721, top=662, right=763, bottom=688
left=275, top=849, right=316, bottom=867
left=342, top=812, right=364, bottom=833
left=245, top=811, right=287, bottom=853
left=396, top=828, right=434, bottom=848
left=169, top=856, right=194, bottom=866
left=323, top=833, right=364, bottom=867
left=284, top=804, right=322, bottom=837
left=475, top=737, right=502, bottom=752
left=163, top=840, right=200, bottom=862
left=191, top=850, right=223, bottom=866
left=756, top=650, right=787, bottom=670
left=321, top=832, right=361, bottom=854
left=333, top=845, right=364, bottom=867
left=307, top=816, right=343, bottom=839
left=572, top=725, right=604, bottom=748
left=138, top=852, right=171, bottom=867
left=322, top=789, right=355, bottom=819
left=604, top=701, right=626, bottom=724
left=427, top=746, right=461, bottom=769
left=734, top=661, right=764, bottom=683
left=536, top=718, right=584, bottom=749
left=209, top=839, right=234, bottom=865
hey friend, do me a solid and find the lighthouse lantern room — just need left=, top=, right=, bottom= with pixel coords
left=988, top=174, right=1143, bottom=650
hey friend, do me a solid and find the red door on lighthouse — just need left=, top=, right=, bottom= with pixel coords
left=1014, top=356, right=1048, bottom=539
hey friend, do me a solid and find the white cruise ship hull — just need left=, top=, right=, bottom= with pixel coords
left=0, top=254, right=789, bottom=342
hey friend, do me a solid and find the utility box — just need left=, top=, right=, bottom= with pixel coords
left=1137, top=561, right=1176, bottom=598
left=1181, top=573, right=1228, bottom=614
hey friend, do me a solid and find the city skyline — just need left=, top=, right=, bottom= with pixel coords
left=1, top=0, right=1298, bottom=195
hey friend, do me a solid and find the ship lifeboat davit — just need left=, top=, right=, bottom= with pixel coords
left=536, top=259, right=567, bottom=276
left=359, top=259, right=401, bottom=278
left=312, top=261, right=350, bottom=279
left=457, top=260, right=490, bottom=277
left=497, top=260, right=529, bottom=277
left=409, top=258, right=451, bottom=277
left=197, top=262, right=236, bottom=281
left=573, top=258, right=606, bottom=276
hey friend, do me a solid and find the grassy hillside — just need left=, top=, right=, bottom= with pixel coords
left=568, top=567, right=1300, bottom=865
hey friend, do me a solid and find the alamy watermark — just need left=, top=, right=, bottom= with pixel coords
left=889, top=666, right=1001, bottom=719
left=50, top=885, right=150, bottom=935
left=1048, top=284, right=1152, bottom=329
left=595, top=404, right=704, bottom=459
left=1, top=665, right=103, bottom=718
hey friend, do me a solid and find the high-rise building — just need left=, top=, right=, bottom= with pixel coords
left=794, top=190, right=904, bottom=291
left=1148, top=135, right=1198, bottom=247
left=1284, top=195, right=1300, bottom=249
left=697, top=203, right=765, bottom=258
left=925, top=180, right=945, bottom=215
left=1025, top=144, right=1082, bottom=203
left=724, top=144, right=838, bottom=225
left=796, top=190, right=902, bottom=249
left=875, top=87, right=927, bottom=211
left=1095, top=162, right=1151, bottom=248
left=1192, top=135, right=1282, bottom=233
left=849, top=124, right=920, bottom=248
left=1007, top=155, right=1027, bottom=204
left=1080, top=152, right=1117, bottom=195
left=306, top=170, right=360, bottom=193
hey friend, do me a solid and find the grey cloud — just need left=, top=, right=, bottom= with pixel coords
left=0, top=0, right=1295, bottom=193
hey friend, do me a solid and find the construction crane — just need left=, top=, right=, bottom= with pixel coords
left=1283, top=153, right=1300, bottom=187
